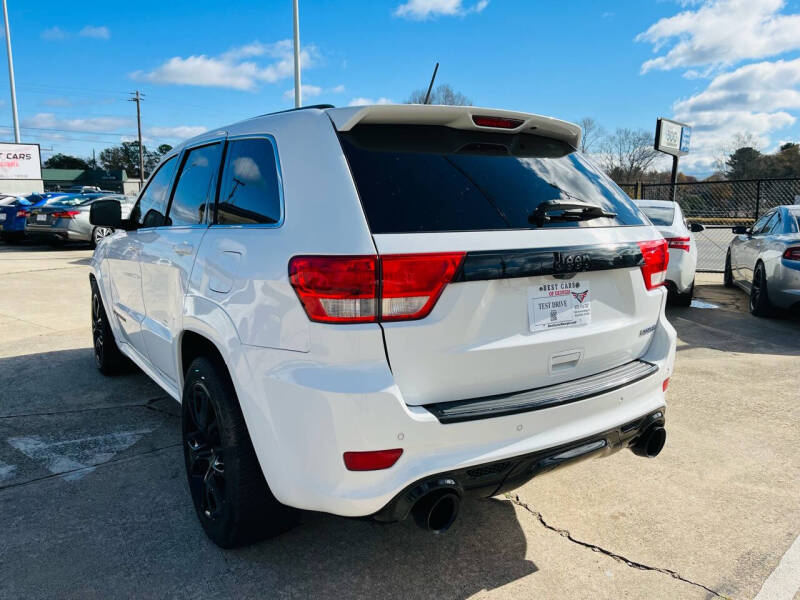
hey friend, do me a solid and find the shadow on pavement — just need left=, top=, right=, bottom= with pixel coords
left=0, top=346, right=536, bottom=599
left=666, top=281, right=800, bottom=356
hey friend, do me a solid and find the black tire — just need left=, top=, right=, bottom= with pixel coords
left=723, top=250, right=734, bottom=288
left=182, top=356, right=296, bottom=548
left=671, top=280, right=694, bottom=307
left=749, top=262, right=773, bottom=317
left=90, top=279, right=128, bottom=374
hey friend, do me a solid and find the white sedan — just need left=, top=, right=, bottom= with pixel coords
left=635, top=200, right=704, bottom=306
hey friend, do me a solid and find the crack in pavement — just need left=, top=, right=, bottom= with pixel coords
left=0, top=395, right=175, bottom=419
left=509, top=495, right=729, bottom=599
left=0, top=442, right=181, bottom=492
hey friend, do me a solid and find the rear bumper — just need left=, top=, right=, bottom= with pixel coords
left=770, top=260, right=800, bottom=309
left=26, top=222, right=90, bottom=242
left=374, top=409, right=665, bottom=522
left=235, top=310, right=676, bottom=518
left=666, top=249, right=695, bottom=293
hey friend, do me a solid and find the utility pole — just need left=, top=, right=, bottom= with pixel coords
left=2, top=0, right=20, bottom=142
left=292, top=0, right=301, bottom=108
left=129, top=90, right=145, bottom=186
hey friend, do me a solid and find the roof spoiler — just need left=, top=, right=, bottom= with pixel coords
left=326, top=104, right=582, bottom=148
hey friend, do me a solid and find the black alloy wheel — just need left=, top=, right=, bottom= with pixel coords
left=184, top=380, right=226, bottom=521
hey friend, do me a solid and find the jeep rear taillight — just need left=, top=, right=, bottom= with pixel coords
left=380, top=253, right=465, bottom=321
left=288, top=256, right=377, bottom=323
left=638, top=239, right=669, bottom=290
left=288, top=253, right=465, bottom=323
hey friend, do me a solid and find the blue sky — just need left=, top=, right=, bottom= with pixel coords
left=2, top=0, right=800, bottom=175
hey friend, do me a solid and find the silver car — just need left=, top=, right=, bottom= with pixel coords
left=27, top=194, right=133, bottom=247
left=724, top=205, right=800, bottom=316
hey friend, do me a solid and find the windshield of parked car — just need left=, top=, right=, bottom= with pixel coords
left=638, top=205, right=675, bottom=227
left=338, top=125, right=646, bottom=233
left=0, top=196, right=17, bottom=206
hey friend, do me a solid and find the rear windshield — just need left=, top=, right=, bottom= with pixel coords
left=638, top=205, right=675, bottom=227
left=338, top=125, right=646, bottom=234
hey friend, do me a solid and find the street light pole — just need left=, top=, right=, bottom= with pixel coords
left=292, top=0, right=301, bottom=108
left=2, top=0, right=20, bottom=143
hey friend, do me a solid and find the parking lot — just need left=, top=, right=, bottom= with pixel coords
left=0, top=242, right=798, bottom=600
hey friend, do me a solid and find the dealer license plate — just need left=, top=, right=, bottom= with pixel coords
left=528, top=280, right=591, bottom=332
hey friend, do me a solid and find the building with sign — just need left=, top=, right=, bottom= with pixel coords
left=0, top=142, right=44, bottom=194
left=42, top=168, right=141, bottom=196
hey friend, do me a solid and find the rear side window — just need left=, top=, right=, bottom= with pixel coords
left=338, top=125, right=646, bottom=234
left=639, top=205, right=675, bottom=227
left=216, top=138, right=282, bottom=225
left=789, top=210, right=800, bottom=232
left=168, top=143, right=223, bottom=227
left=131, top=156, right=177, bottom=227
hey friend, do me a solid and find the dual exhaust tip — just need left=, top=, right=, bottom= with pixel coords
left=408, top=425, right=666, bottom=534
left=411, top=488, right=461, bottom=534
left=631, top=425, right=666, bottom=458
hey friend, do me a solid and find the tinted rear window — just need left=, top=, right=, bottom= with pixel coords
left=338, top=125, right=646, bottom=234
left=639, top=205, right=675, bottom=227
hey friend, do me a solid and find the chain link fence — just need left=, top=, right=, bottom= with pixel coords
left=620, top=178, right=800, bottom=272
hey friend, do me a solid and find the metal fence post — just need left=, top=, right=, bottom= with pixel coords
left=755, top=180, right=761, bottom=221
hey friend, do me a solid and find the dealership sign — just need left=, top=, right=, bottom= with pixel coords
left=0, top=143, right=42, bottom=179
left=654, top=118, right=691, bottom=157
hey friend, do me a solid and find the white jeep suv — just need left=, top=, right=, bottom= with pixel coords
left=89, top=104, right=676, bottom=547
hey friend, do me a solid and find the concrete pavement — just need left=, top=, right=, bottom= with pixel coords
left=0, top=245, right=798, bottom=599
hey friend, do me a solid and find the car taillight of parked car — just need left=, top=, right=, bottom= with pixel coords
left=51, top=211, right=80, bottom=219
left=288, top=252, right=465, bottom=323
left=15, top=210, right=28, bottom=218
left=638, top=239, right=669, bottom=290
left=783, top=247, right=800, bottom=261
left=665, top=236, right=691, bottom=252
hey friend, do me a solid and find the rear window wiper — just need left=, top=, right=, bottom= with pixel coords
left=528, top=200, right=617, bottom=227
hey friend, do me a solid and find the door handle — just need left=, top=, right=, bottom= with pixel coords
left=173, top=243, right=193, bottom=256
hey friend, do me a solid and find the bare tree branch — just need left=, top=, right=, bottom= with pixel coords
left=406, top=84, right=472, bottom=106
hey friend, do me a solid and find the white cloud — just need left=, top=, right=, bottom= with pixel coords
left=133, top=40, right=319, bottom=91
left=283, top=84, right=322, bottom=100
left=22, top=113, right=131, bottom=133
left=637, top=0, right=800, bottom=173
left=42, top=97, right=72, bottom=107
left=636, top=0, right=800, bottom=73
left=282, top=83, right=345, bottom=100
left=348, top=97, right=394, bottom=106
left=79, top=25, right=110, bottom=40
left=394, top=0, right=488, bottom=20
left=40, top=27, right=67, bottom=41
left=147, top=125, right=207, bottom=140
left=671, top=59, right=800, bottom=170
left=41, top=25, right=110, bottom=41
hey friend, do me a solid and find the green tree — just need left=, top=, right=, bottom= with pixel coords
left=43, top=153, right=90, bottom=169
left=99, top=141, right=161, bottom=178
left=725, top=147, right=763, bottom=179
left=157, top=144, right=173, bottom=155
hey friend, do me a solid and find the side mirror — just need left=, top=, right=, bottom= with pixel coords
left=732, top=225, right=749, bottom=235
left=90, top=199, right=122, bottom=228
left=690, top=223, right=705, bottom=233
